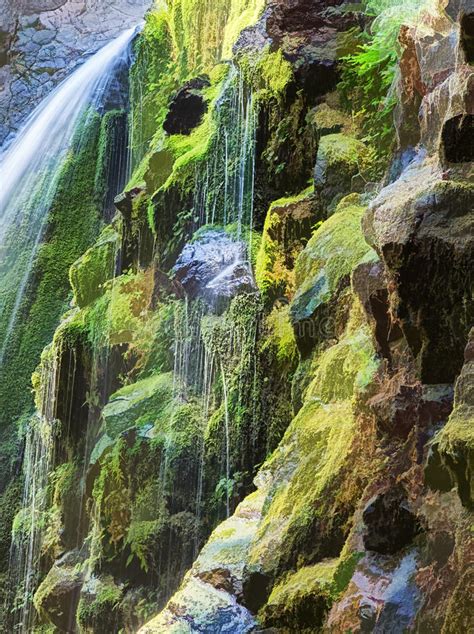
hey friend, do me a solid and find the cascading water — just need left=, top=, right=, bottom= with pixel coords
left=191, top=66, right=257, bottom=234
left=3, top=28, right=138, bottom=633
left=7, top=346, right=60, bottom=633
left=0, top=27, right=137, bottom=367
left=171, top=66, right=259, bottom=530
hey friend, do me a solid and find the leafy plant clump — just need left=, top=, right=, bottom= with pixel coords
left=339, top=0, right=435, bottom=156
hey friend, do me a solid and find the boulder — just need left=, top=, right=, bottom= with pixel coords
left=77, top=575, right=124, bottom=633
left=172, top=229, right=256, bottom=304
left=102, top=372, right=174, bottom=439
left=137, top=493, right=263, bottom=633
left=33, top=551, right=84, bottom=631
left=259, top=560, right=337, bottom=630
left=326, top=551, right=421, bottom=632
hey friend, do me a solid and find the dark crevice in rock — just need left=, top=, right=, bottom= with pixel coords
left=362, top=486, right=421, bottom=555
left=442, top=114, right=474, bottom=163
left=163, top=76, right=210, bottom=135
left=461, top=13, right=474, bottom=63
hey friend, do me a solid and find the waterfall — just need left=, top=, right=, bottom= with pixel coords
left=0, top=27, right=137, bottom=367
left=191, top=65, right=257, bottom=234
left=7, top=346, right=60, bottom=633
left=171, top=66, right=259, bottom=530
left=3, top=28, right=139, bottom=633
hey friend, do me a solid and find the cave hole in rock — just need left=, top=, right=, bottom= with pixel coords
left=461, top=13, right=474, bottom=63
left=441, top=114, right=474, bottom=163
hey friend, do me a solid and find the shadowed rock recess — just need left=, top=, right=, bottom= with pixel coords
left=0, top=0, right=473, bottom=632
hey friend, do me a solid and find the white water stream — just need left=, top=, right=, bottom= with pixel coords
left=2, top=28, right=139, bottom=632
left=0, top=27, right=138, bottom=366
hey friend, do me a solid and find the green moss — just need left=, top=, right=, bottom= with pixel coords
left=69, top=224, right=120, bottom=309
left=291, top=199, right=373, bottom=325
left=251, top=400, right=356, bottom=570
left=85, top=269, right=153, bottom=349
left=77, top=576, right=123, bottom=633
left=263, top=306, right=298, bottom=368
left=240, top=47, right=294, bottom=99
left=438, top=409, right=474, bottom=452
left=305, top=318, right=378, bottom=403
left=255, top=187, right=315, bottom=302
left=314, top=133, right=377, bottom=211
left=0, top=111, right=105, bottom=504
left=102, top=372, right=174, bottom=439
left=261, top=559, right=338, bottom=629
left=33, top=562, right=82, bottom=626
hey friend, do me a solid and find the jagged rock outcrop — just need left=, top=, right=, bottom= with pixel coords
left=235, top=0, right=362, bottom=97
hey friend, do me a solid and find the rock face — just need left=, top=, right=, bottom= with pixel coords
left=431, top=329, right=474, bottom=507
left=235, top=0, right=360, bottom=98
left=4, top=0, right=474, bottom=632
left=365, top=162, right=474, bottom=383
left=0, top=0, right=151, bottom=145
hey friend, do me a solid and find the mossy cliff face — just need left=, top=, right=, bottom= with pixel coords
left=3, top=0, right=473, bottom=632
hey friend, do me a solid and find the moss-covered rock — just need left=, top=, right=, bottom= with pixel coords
left=33, top=553, right=83, bottom=631
left=102, top=372, right=174, bottom=439
left=137, top=492, right=263, bottom=633
left=69, top=224, right=120, bottom=309
left=290, top=197, right=374, bottom=354
left=255, top=187, right=318, bottom=304
left=313, top=133, right=375, bottom=211
left=77, top=575, right=124, bottom=633
left=260, top=559, right=338, bottom=630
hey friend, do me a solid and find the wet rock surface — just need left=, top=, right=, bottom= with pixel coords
left=172, top=229, right=256, bottom=304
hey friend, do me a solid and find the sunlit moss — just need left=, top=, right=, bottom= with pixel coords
left=255, top=187, right=314, bottom=302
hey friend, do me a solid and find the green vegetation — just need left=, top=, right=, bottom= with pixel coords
left=339, top=0, right=436, bottom=155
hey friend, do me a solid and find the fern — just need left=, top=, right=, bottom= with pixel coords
left=340, top=0, right=436, bottom=156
